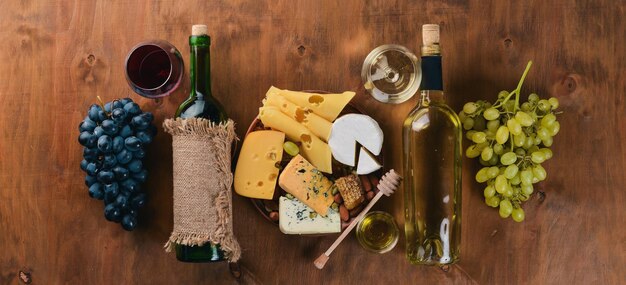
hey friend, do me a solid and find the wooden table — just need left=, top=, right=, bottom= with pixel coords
left=1, top=1, right=624, bottom=284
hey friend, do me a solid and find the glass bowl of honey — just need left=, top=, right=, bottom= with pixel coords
left=356, top=211, right=399, bottom=253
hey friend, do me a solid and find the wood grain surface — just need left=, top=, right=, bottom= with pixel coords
left=1, top=0, right=624, bottom=284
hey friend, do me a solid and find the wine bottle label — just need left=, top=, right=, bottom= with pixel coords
left=420, top=56, right=443, bottom=91
left=162, top=118, right=241, bottom=262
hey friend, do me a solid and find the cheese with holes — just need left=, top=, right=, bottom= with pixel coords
left=356, top=147, right=382, bottom=175
left=279, top=196, right=341, bottom=234
left=259, top=106, right=332, bottom=173
left=259, top=106, right=307, bottom=142
left=278, top=155, right=334, bottom=216
left=277, top=87, right=355, bottom=122
left=264, top=87, right=332, bottom=141
left=328, top=114, right=384, bottom=167
left=234, top=131, right=284, bottom=199
left=298, top=135, right=333, bottom=175
left=302, top=113, right=332, bottom=142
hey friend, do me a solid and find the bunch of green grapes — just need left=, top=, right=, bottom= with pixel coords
left=458, top=61, right=561, bottom=222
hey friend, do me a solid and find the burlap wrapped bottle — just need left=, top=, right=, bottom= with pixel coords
left=163, top=117, right=241, bottom=262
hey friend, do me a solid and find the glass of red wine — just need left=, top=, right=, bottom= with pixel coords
left=125, top=40, right=184, bottom=98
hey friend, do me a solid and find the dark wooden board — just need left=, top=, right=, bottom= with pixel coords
left=0, top=0, right=624, bottom=284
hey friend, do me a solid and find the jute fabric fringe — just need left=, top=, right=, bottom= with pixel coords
left=162, top=117, right=241, bottom=262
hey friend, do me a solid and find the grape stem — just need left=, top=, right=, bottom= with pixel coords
left=493, top=61, right=533, bottom=110
left=513, top=61, right=533, bottom=109
left=97, top=96, right=106, bottom=111
left=96, top=95, right=115, bottom=118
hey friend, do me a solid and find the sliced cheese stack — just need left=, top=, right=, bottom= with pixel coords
left=259, top=107, right=332, bottom=174
left=279, top=89, right=356, bottom=122
left=278, top=155, right=334, bottom=216
left=328, top=114, right=384, bottom=175
left=259, top=86, right=355, bottom=174
left=279, top=196, right=341, bottom=235
left=264, top=87, right=333, bottom=141
left=233, top=131, right=284, bottom=199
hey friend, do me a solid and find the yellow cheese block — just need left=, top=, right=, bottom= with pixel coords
left=276, top=87, right=356, bottom=122
left=264, top=87, right=332, bottom=141
left=278, top=155, right=334, bottom=216
left=234, top=130, right=285, bottom=199
left=258, top=106, right=332, bottom=173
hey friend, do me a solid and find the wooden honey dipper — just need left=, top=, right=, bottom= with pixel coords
left=314, top=169, right=402, bottom=269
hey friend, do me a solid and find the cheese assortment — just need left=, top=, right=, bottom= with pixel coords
left=279, top=196, right=341, bottom=235
left=234, top=131, right=285, bottom=199
left=235, top=86, right=385, bottom=235
left=278, top=155, right=334, bottom=216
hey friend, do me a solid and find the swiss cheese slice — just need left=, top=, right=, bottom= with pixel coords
left=278, top=155, right=334, bottom=216
left=264, top=87, right=332, bottom=141
left=259, top=106, right=306, bottom=142
left=279, top=196, right=341, bottom=235
left=259, top=106, right=332, bottom=173
left=328, top=114, right=384, bottom=167
left=303, top=114, right=333, bottom=142
left=233, top=131, right=284, bottom=199
left=298, top=135, right=333, bottom=175
left=277, top=87, right=355, bottom=122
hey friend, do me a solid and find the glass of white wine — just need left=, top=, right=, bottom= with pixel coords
left=362, top=44, right=421, bottom=104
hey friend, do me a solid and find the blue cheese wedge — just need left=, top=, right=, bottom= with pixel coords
left=279, top=196, right=341, bottom=235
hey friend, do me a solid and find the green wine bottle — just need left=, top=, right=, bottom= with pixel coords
left=175, top=25, right=227, bottom=122
left=174, top=24, right=227, bottom=263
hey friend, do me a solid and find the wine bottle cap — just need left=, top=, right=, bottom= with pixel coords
left=192, top=25, right=208, bottom=36
left=422, top=24, right=440, bottom=46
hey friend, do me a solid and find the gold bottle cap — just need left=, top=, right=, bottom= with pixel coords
left=192, top=24, right=208, bottom=36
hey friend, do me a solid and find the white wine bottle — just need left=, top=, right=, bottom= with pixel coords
left=403, top=24, right=462, bottom=265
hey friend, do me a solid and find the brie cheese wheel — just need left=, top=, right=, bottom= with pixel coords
left=279, top=196, right=341, bottom=235
left=356, top=147, right=382, bottom=175
left=328, top=114, right=384, bottom=167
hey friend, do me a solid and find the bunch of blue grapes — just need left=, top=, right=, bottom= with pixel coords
left=78, top=98, right=155, bottom=231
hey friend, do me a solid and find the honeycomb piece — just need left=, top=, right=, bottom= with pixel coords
left=335, top=174, right=364, bottom=210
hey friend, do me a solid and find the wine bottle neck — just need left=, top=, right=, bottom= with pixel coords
left=419, top=47, right=444, bottom=103
left=189, top=35, right=212, bottom=100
